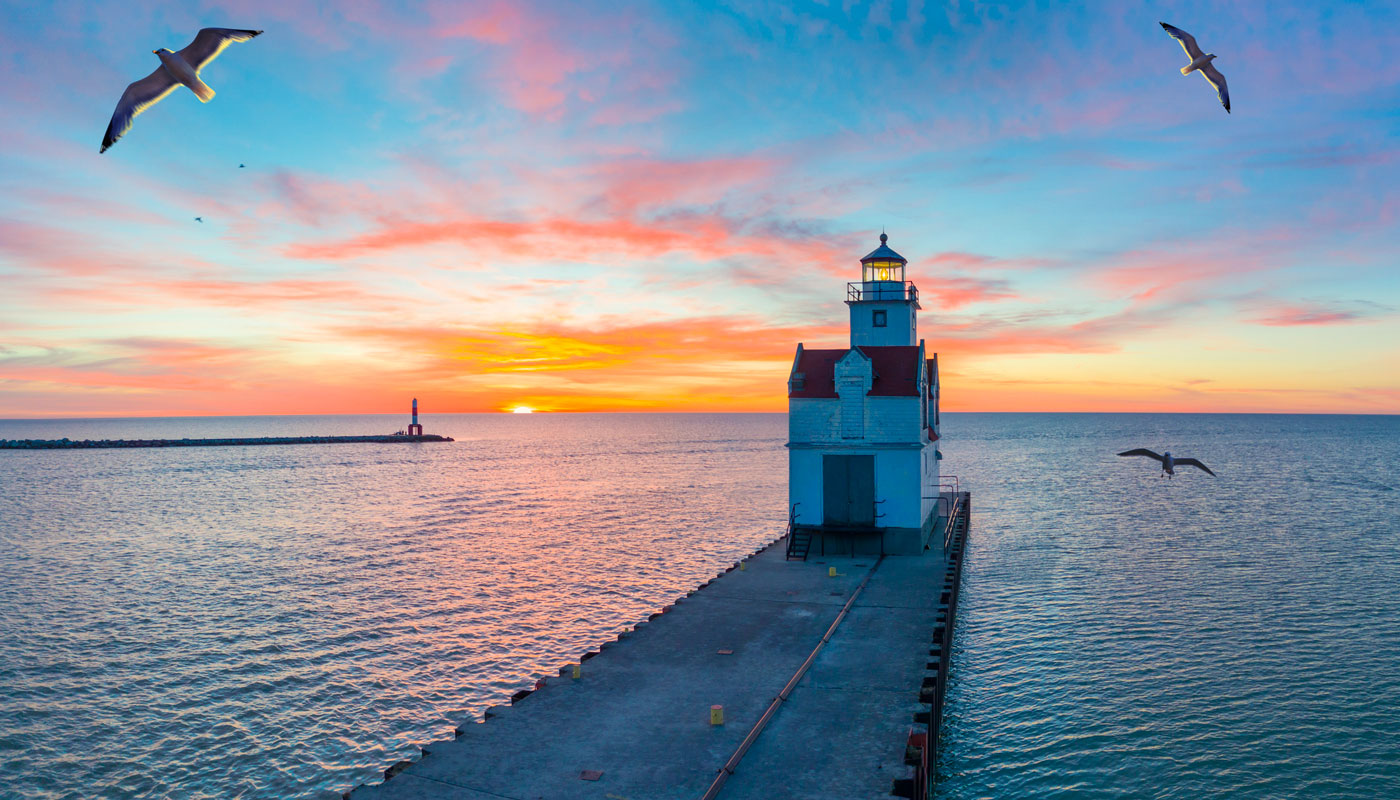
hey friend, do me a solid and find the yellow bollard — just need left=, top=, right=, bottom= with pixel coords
left=829, top=566, right=837, bottom=577
left=572, top=664, right=582, bottom=680
left=739, top=561, right=746, bottom=571
left=710, top=705, right=724, bottom=725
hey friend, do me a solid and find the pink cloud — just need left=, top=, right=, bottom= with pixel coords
left=426, top=1, right=679, bottom=121
left=920, top=277, right=1018, bottom=310
left=588, top=156, right=780, bottom=214
left=284, top=211, right=848, bottom=273
left=1248, top=303, right=1380, bottom=327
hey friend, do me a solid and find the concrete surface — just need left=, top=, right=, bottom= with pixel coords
left=347, top=540, right=947, bottom=800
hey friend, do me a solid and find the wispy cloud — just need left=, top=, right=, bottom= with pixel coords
left=1247, top=301, right=1390, bottom=327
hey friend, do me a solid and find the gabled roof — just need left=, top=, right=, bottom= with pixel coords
left=788, top=348, right=845, bottom=398
left=788, top=345, right=923, bottom=398
left=864, top=346, right=922, bottom=396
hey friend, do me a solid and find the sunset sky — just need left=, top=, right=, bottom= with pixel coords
left=1, top=0, right=1396, bottom=416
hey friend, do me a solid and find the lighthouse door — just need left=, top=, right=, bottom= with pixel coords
left=822, top=455, right=876, bottom=526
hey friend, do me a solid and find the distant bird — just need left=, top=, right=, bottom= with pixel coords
left=101, top=28, right=264, bottom=153
left=194, top=217, right=204, bottom=223
left=1118, top=448, right=1216, bottom=478
left=1159, top=22, right=1229, bottom=113
left=239, top=163, right=246, bottom=168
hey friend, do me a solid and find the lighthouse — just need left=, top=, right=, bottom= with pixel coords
left=407, top=398, right=423, bottom=436
left=786, top=234, right=941, bottom=556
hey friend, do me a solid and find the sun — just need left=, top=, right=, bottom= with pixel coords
left=510, top=405, right=535, bottom=414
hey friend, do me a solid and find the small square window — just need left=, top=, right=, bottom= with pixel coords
left=873, top=310, right=887, bottom=328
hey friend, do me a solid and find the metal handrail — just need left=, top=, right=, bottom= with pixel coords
left=846, top=281, right=919, bottom=303
left=784, top=503, right=801, bottom=559
left=943, top=493, right=966, bottom=554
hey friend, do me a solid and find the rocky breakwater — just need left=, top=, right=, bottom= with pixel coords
left=1, top=435, right=454, bottom=450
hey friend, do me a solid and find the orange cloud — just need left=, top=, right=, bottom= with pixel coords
left=335, top=316, right=849, bottom=411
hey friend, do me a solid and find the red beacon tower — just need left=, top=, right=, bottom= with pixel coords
left=407, top=398, right=423, bottom=436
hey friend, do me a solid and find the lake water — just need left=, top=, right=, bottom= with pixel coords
left=1, top=413, right=1397, bottom=799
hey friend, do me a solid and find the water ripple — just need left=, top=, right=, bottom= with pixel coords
left=0, top=413, right=786, bottom=800
left=936, top=413, right=1400, bottom=799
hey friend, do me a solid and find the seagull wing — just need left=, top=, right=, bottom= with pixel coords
left=1200, top=62, right=1230, bottom=113
left=101, top=66, right=179, bottom=153
left=1159, top=22, right=1204, bottom=60
left=176, top=28, right=263, bottom=74
left=1118, top=448, right=1165, bottom=463
left=1175, top=458, right=1216, bottom=476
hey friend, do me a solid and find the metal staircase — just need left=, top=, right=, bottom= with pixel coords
left=786, top=528, right=813, bottom=561
left=784, top=504, right=811, bottom=561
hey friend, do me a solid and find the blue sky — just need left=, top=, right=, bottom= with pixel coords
left=1, top=0, right=1396, bottom=415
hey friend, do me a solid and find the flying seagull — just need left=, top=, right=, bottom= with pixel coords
left=239, top=163, right=246, bottom=168
left=101, top=28, right=264, bottom=153
left=1118, top=449, right=1216, bottom=478
left=194, top=217, right=204, bottom=223
left=1160, top=22, right=1229, bottom=113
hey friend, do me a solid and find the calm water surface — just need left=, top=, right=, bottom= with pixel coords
left=936, top=413, right=1400, bottom=799
left=1, top=412, right=1397, bottom=799
left=1, top=413, right=786, bottom=799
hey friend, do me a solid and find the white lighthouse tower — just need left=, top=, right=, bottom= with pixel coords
left=786, top=234, right=941, bottom=556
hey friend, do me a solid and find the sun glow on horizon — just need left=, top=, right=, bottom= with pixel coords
left=510, top=405, right=536, bottom=414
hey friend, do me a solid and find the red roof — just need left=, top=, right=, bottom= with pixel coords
left=788, top=348, right=845, bottom=398
left=789, top=345, right=924, bottom=398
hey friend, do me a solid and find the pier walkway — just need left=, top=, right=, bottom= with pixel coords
left=349, top=536, right=954, bottom=800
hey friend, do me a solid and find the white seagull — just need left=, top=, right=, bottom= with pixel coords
left=1159, top=22, right=1230, bottom=113
left=1118, top=449, right=1216, bottom=478
left=101, top=28, right=264, bottom=153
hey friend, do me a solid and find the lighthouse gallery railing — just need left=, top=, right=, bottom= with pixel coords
left=847, top=281, right=919, bottom=303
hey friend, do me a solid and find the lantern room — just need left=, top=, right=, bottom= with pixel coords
left=861, top=233, right=906, bottom=284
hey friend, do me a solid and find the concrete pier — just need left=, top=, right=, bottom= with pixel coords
left=348, top=493, right=970, bottom=800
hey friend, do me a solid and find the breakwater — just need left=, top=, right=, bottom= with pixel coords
left=1, top=434, right=453, bottom=450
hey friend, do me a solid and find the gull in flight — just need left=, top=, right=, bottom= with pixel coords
left=1118, top=449, right=1216, bottom=478
left=194, top=217, right=204, bottom=223
left=101, top=28, right=263, bottom=153
left=1160, top=22, right=1229, bottom=113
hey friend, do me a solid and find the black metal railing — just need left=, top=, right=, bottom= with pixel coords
left=943, top=492, right=967, bottom=555
left=783, top=503, right=803, bottom=560
left=847, top=281, right=919, bottom=304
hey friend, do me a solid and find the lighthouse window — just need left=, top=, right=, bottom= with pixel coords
left=873, top=310, right=887, bottom=327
